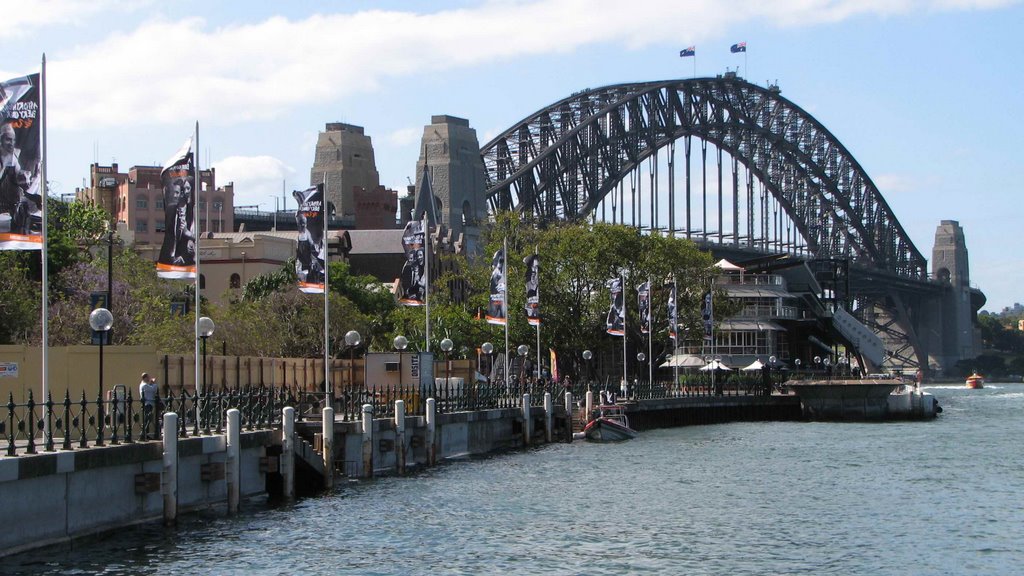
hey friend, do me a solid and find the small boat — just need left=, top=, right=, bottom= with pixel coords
left=582, top=405, right=638, bottom=442
left=965, top=373, right=985, bottom=389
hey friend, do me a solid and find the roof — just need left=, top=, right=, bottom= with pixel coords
left=347, top=229, right=406, bottom=255
left=719, top=319, right=788, bottom=332
left=721, top=284, right=794, bottom=298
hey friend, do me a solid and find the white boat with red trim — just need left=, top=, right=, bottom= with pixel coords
left=582, top=405, right=638, bottom=442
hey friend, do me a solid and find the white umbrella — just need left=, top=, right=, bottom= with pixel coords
left=742, top=359, right=765, bottom=371
left=700, top=361, right=732, bottom=371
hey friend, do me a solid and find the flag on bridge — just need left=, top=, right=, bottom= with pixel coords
left=0, top=73, right=43, bottom=250
left=730, top=42, right=746, bottom=53
left=680, top=46, right=695, bottom=57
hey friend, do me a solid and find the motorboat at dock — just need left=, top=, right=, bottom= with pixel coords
left=582, top=405, right=639, bottom=442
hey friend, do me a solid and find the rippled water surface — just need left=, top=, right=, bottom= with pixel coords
left=5, top=384, right=1023, bottom=575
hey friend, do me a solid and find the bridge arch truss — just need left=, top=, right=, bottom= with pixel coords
left=481, top=77, right=932, bottom=370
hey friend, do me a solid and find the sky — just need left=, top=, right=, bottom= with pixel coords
left=4, top=0, right=1021, bottom=312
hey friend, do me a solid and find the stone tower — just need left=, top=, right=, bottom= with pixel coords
left=412, top=115, right=488, bottom=249
left=310, top=123, right=380, bottom=223
left=929, top=220, right=981, bottom=372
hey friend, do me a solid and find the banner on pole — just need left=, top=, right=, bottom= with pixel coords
left=524, top=253, right=540, bottom=326
left=702, top=290, right=714, bottom=341
left=637, top=281, right=651, bottom=334
left=0, top=73, right=42, bottom=250
left=294, top=184, right=326, bottom=293
left=398, top=220, right=426, bottom=305
left=485, top=248, right=506, bottom=325
left=606, top=277, right=625, bottom=336
left=668, top=282, right=678, bottom=341
left=156, top=138, right=196, bottom=278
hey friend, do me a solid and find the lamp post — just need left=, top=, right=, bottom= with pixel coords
left=824, top=357, right=832, bottom=383
left=394, top=335, right=408, bottom=388
left=582, top=350, right=593, bottom=387
left=345, top=330, right=361, bottom=390
left=440, top=338, right=453, bottom=391
left=198, top=316, right=215, bottom=396
left=89, top=307, right=113, bottom=446
left=481, top=342, right=494, bottom=384
left=794, top=358, right=801, bottom=379
left=517, top=344, right=529, bottom=394
left=636, top=352, right=646, bottom=394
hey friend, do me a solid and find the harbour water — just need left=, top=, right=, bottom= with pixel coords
left=5, top=383, right=1023, bottom=575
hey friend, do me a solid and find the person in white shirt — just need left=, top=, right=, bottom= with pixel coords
left=139, top=373, right=159, bottom=439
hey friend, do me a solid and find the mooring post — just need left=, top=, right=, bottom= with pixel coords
left=282, top=406, right=295, bottom=501
left=522, top=393, right=531, bottom=445
left=322, top=406, right=334, bottom=490
left=226, top=408, right=240, bottom=514
left=426, top=398, right=437, bottom=466
left=361, top=403, right=374, bottom=479
left=585, top=390, right=594, bottom=422
left=544, top=392, right=553, bottom=443
left=565, top=392, right=574, bottom=442
left=395, top=399, right=406, bottom=475
left=162, top=412, right=178, bottom=526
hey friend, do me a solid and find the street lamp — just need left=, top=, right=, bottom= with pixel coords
left=582, top=349, right=593, bottom=386
left=517, top=344, right=529, bottom=393
left=440, top=338, right=454, bottom=391
left=636, top=352, right=646, bottom=388
left=394, top=335, right=408, bottom=387
left=481, top=342, right=494, bottom=384
left=89, top=307, right=113, bottom=446
left=198, top=316, right=215, bottom=395
left=345, top=330, right=361, bottom=389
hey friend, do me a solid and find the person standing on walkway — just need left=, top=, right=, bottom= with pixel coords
left=139, top=373, right=158, bottom=440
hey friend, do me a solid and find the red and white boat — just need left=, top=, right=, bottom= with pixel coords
left=965, top=373, right=985, bottom=389
left=582, top=405, right=639, bottom=442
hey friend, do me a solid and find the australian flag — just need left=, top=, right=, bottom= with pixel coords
left=730, top=42, right=746, bottom=53
left=679, top=46, right=695, bottom=58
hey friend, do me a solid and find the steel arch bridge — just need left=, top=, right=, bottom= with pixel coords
left=479, top=76, right=939, bottom=371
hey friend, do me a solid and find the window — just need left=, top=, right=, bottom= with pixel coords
left=198, top=201, right=207, bottom=211
left=155, top=219, right=165, bottom=233
left=230, top=273, right=241, bottom=289
left=155, top=198, right=164, bottom=210
left=134, top=220, right=148, bottom=233
left=213, top=197, right=224, bottom=211
left=136, top=195, right=148, bottom=209
left=199, top=274, right=206, bottom=289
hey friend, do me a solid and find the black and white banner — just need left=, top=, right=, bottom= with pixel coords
left=667, top=282, right=678, bottom=341
left=294, top=184, right=326, bottom=293
left=156, top=138, right=196, bottom=278
left=606, top=277, right=625, bottom=336
left=0, top=73, right=42, bottom=250
left=398, top=220, right=426, bottom=305
left=637, top=280, right=651, bottom=334
left=486, top=247, right=506, bottom=325
left=701, top=290, right=713, bottom=341
left=524, top=253, right=540, bottom=326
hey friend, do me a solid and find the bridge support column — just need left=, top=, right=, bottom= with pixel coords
left=322, top=407, right=334, bottom=490
left=282, top=406, right=295, bottom=501
left=395, top=400, right=406, bottom=475
left=226, top=409, right=240, bottom=514
left=161, top=412, right=178, bottom=526
left=361, top=404, right=374, bottom=479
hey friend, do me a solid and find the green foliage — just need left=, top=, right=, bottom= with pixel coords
left=0, top=252, right=38, bottom=344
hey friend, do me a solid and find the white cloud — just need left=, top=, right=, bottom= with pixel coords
left=212, top=155, right=296, bottom=210
left=0, top=0, right=149, bottom=39
left=871, top=173, right=918, bottom=193
left=387, top=127, right=422, bottom=147
left=43, top=1, right=1018, bottom=130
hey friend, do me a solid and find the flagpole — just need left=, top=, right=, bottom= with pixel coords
left=648, top=275, right=653, bottom=388
left=323, top=173, right=330, bottom=406
left=193, top=122, right=202, bottom=428
left=673, top=276, right=678, bottom=395
left=501, top=235, right=509, bottom=387
left=535, top=245, right=540, bottom=385
left=424, top=212, right=430, bottom=353
left=621, top=275, right=627, bottom=397
left=40, top=55, right=49, bottom=410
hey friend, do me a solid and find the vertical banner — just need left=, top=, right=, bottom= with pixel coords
left=637, top=280, right=651, bottom=334
left=0, top=73, right=42, bottom=250
left=702, top=290, right=714, bottom=341
left=550, top=348, right=559, bottom=384
left=294, top=184, right=326, bottom=293
left=156, top=138, right=196, bottom=278
left=606, top=277, right=625, bottom=336
left=485, top=247, right=506, bottom=325
left=524, top=253, right=540, bottom=326
left=667, top=281, right=678, bottom=341
left=398, top=220, right=425, bottom=305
